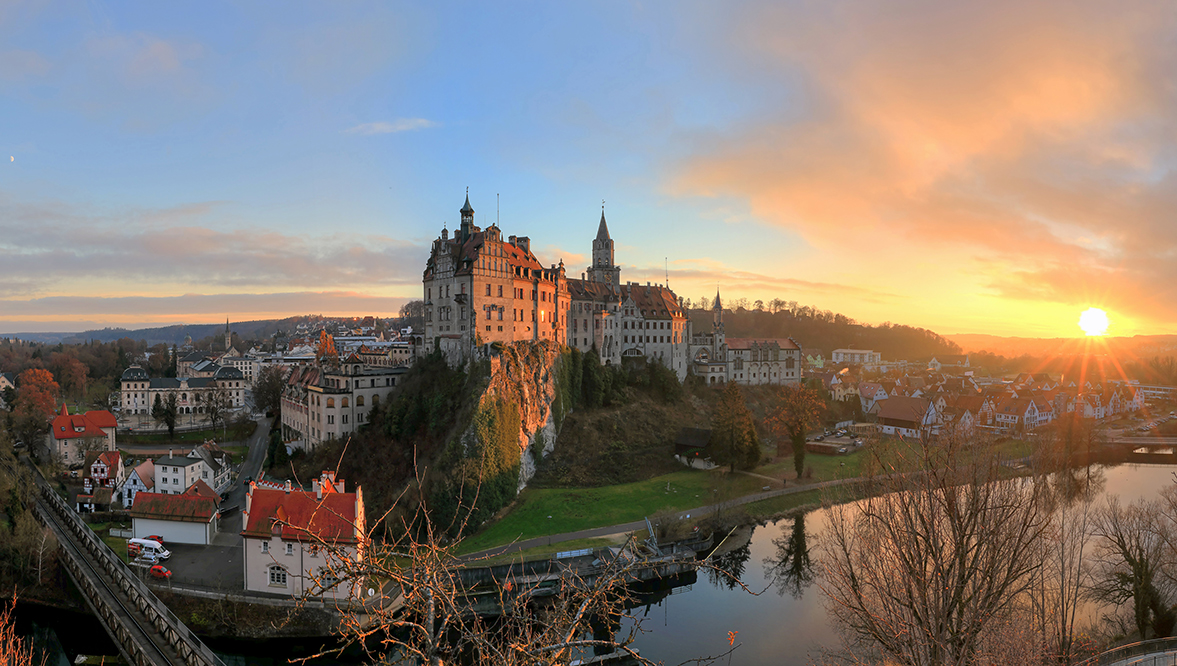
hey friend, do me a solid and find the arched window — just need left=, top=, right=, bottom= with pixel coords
left=268, top=565, right=287, bottom=586
left=341, top=397, right=349, bottom=408
left=356, top=395, right=365, bottom=407
left=181, top=393, right=187, bottom=401
left=326, top=398, right=335, bottom=408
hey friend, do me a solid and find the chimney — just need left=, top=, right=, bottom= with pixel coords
left=314, top=478, right=322, bottom=500
left=168, top=448, right=173, bottom=460
left=285, top=479, right=292, bottom=494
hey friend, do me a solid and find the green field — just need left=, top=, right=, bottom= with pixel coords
left=459, top=469, right=770, bottom=554
left=121, top=428, right=224, bottom=445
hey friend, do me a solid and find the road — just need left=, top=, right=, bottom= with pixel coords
left=165, top=416, right=270, bottom=591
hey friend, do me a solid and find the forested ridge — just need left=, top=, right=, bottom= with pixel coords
left=687, top=303, right=961, bottom=361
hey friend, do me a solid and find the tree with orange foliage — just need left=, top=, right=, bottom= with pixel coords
left=766, top=383, right=826, bottom=477
left=15, top=369, right=59, bottom=419
left=12, top=369, right=60, bottom=452
left=0, top=592, right=47, bottom=666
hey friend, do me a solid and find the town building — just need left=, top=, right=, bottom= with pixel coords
left=119, top=365, right=247, bottom=416
left=279, top=351, right=407, bottom=451
left=130, top=484, right=220, bottom=545
left=154, top=450, right=206, bottom=496
left=45, top=405, right=116, bottom=466
left=832, top=349, right=882, bottom=365
left=81, top=450, right=125, bottom=498
left=241, top=472, right=364, bottom=600
left=120, top=459, right=155, bottom=508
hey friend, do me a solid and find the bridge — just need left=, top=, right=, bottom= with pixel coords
left=22, top=458, right=226, bottom=666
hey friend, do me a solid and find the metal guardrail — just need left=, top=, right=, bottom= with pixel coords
left=30, top=463, right=227, bottom=666
left=1077, top=638, right=1177, bottom=666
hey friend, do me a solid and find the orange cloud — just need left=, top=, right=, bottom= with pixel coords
left=671, top=0, right=1177, bottom=332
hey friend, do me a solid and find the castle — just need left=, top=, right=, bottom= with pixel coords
left=422, top=194, right=801, bottom=385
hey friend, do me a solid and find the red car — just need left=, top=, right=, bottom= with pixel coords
left=149, top=565, right=171, bottom=580
left=145, top=535, right=165, bottom=546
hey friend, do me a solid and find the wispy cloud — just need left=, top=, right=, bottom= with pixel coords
left=0, top=194, right=426, bottom=296
left=345, top=118, right=439, bottom=135
left=668, top=0, right=1177, bottom=328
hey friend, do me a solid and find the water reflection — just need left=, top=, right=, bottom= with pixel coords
left=764, top=514, right=815, bottom=600
left=707, top=529, right=754, bottom=591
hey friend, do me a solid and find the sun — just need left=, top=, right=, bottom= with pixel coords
left=1078, top=307, right=1109, bottom=336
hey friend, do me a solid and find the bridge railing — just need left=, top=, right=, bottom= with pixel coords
left=35, top=468, right=226, bottom=666
left=1076, top=638, right=1177, bottom=666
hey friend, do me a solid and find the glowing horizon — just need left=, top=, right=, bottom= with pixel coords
left=4, top=2, right=1177, bottom=339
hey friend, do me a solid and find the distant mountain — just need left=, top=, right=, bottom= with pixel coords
left=948, top=334, right=1177, bottom=358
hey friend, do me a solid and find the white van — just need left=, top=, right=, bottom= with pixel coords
left=128, top=538, right=171, bottom=561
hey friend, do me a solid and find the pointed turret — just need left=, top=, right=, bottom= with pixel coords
left=596, top=209, right=610, bottom=241
left=713, top=288, right=722, bottom=312
left=459, top=189, right=475, bottom=241
left=588, top=204, right=620, bottom=286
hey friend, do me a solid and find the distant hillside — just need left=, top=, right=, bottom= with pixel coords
left=949, top=334, right=1177, bottom=358
left=689, top=308, right=961, bottom=361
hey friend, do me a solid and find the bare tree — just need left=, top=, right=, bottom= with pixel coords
left=0, top=593, right=48, bottom=666
left=205, top=381, right=232, bottom=438
left=819, top=434, right=1051, bottom=666
left=286, top=482, right=744, bottom=665
left=1089, top=496, right=1175, bottom=640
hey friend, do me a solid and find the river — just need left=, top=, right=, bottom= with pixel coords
left=16, top=462, right=1177, bottom=665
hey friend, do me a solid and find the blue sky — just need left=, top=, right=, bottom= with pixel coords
left=4, top=1, right=1177, bottom=337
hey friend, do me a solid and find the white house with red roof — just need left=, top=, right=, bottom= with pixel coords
left=45, top=405, right=116, bottom=466
left=130, top=482, right=220, bottom=545
left=241, top=471, right=365, bottom=599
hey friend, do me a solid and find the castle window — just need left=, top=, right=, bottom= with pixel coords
left=498, top=286, right=503, bottom=297
left=342, top=397, right=349, bottom=408
left=327, top=398, right=335, bottom=408
left=486, top=284, right=491, bottom=296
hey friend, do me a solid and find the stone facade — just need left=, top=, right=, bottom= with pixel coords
left=279, top=355, right=407, bottom=451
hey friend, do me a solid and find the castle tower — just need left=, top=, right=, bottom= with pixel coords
left=459, top=189, right=474, bottom=242
left=587, top=208, right=621, bottom=286
left=712, top=288, right=725, bottom=358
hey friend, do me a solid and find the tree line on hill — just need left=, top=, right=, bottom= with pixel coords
left=685, top=299, right=961, bottom=361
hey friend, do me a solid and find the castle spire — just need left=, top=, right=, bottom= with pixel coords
left=713, top=287, right=722, bottom=311
left=596, top=201, right=610, bottom=241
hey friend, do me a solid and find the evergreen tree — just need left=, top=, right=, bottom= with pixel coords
left=709, top=381, right=760, bottom=472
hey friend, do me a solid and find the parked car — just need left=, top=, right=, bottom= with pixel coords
left=128, top=538, right=170, bottom=561
left=149, top=565, right=172, bottom=580
left=145, top=535, right=165, bottom=547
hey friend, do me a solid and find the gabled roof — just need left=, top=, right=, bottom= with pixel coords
left=129, top=492, right=217, bottom=523
left=725, top=337, right=801, bottom=351
left=183, top=479, right=221, bottom=505
left=129, top=460, right=155, bottom=490
left=874, top=396, right=933, bottom=424
left=242, top=484, right=360, bottom=545
left=49, top=405, right=116, bottom=441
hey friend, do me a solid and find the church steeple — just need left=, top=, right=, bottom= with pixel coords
left=587, top=202, right=620, bottom=286
left=596, top=209, right=610, bottom=241
left=224, top=318, right=232, bottom=353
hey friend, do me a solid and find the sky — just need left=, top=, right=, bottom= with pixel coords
left=2, top=0, right=1177, bottom=338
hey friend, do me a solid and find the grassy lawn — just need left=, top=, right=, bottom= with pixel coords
left=739, top=489, right=826, bottom=520
left=86, top=521, right=131, bottom=563
left=220, top=445, right=248, bottom=461
left=458, top=469, right=769, bottom=554
left=995, top=438, right=1034, bottom=460
left=121, top=428, right=223, bottom=445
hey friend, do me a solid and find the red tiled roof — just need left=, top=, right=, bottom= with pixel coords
left=183, top=479, right=221, bottom=505
left=131, top=460, right=155, bottom=490
left=49, top=405, right=116, bottom=441
left=242, top=485, right=360, bottom=545
left=875, top=396, right=932, bottom=423
left=129, top=492, right=217, bottom=523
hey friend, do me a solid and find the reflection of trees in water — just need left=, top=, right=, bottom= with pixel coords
left=764, top=514, right=815, bottom=599
left=707, top=533, right=753, bottom=590
left=1049, top=465, right=1105, bottom=506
